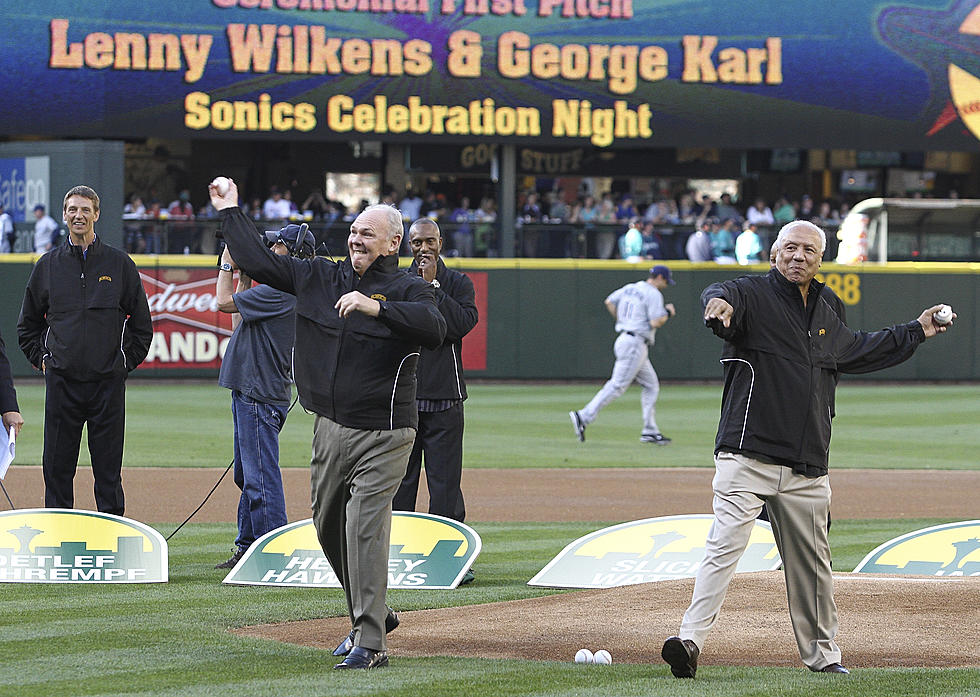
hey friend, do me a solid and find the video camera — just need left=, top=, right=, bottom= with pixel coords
left=262, top=223, right=316, bottom=259
left=216, top=221, right=317, bottom=267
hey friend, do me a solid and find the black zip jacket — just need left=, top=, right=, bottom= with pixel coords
left=17, top=236, right=153, bottom=381
left=0, top=331, right=18, bottom=414
left=219, top=207, right=447, bottom=430
left=407, top=258, right=478, bottom=401
left=702, top=270, right=924, bottom=476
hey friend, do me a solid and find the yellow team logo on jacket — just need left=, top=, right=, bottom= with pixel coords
left=99, top=275, right=112, bottom=282
left=819, top=328, right=826, bottom=335
left=370, top=293, right=387, bottom=301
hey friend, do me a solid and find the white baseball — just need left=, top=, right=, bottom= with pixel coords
left=933, top=304, right=953, bottom=325
left=211, top=176, right=231, bottom=196
left=574, top=648, right=594, bottom=664
left=593, top=649, right=612, bottom=664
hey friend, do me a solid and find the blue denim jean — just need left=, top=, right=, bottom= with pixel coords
left=231, top=391, right=288, bottom=549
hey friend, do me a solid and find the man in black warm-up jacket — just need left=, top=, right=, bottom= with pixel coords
left=661, top=221, right=954, bottom=678
left=18, top=185, right=152, bottom=516
left=210, top=180, right=446, bottom=671
left=393, top=218, right=478, bottom=525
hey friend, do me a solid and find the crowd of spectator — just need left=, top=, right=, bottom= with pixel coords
left=122, top=184, right=354, bottom=254
left=511, top=187, right=849, bottom=261
left=115, top=182, right=847, bottom=260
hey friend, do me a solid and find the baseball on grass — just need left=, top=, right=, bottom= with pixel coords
left=933, top=304, right=953, bottom=325
left=593, top=649, right=612, bottom=664
left=574, top=649, right=594, bottom=664
left=210, top=176, right=231, bottom=196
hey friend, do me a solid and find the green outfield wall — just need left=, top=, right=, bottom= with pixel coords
left=2, top=257, right=977, bottom=381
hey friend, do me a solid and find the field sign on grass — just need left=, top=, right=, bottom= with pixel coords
left=223, top=512, right=480, bottom=589
left=0, top=509, right=167, bottom=583
left=528, top=514, right=780, bottom=588
left=853, top=520, right=980, bottom=576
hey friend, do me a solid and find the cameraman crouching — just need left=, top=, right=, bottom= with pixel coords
left=213, top=223, right=315, bottom=569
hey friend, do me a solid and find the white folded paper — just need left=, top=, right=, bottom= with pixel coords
left=0, top=425, right=15, bottom=479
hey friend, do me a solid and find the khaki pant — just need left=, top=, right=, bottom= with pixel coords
left=310, top=416, right=415, bottom=651
left=679, top=451, right=841, bottom=670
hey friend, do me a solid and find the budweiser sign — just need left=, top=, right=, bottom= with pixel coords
left=136, top=264, right=489, bottom=373
left=139, top=268, right=233, bottom=370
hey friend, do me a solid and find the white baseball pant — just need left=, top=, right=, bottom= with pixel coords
left=579, top=332, right=661, bottom=435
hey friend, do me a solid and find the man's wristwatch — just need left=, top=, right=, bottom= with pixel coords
left=219, top=262, right=233, bottom=272
left=430, top=278, right=440, bottom=289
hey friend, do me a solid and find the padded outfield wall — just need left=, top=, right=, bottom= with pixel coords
left=0, top=257, right=977, bottom=380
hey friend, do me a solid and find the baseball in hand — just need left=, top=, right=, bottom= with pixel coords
left=933, top=305, right=953, bottom=325
left=574, top=649, right=594, bottom=664
left=593, top=649, right=612, bottom=664
left=211, top=176, right=231, bottom=196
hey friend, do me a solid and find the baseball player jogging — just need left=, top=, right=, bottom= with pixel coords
left=570, top=265, right=676, bottom=445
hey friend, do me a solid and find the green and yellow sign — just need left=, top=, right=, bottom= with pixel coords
left=853, top=520, right=980, bottom=576
left=528, top=514, right=780, bottom=589
left=223, top=512, right=480, bottom=589
left=0, top=509, right=168, bottom=583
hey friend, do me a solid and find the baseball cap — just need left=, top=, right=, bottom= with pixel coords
left=649, top=265, right=676, bottom=285
left=264, top=223, right=316, bottom=259
left=34, top=204, right=45, bottom=212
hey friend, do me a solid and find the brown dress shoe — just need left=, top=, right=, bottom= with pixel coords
left=818, top=662, right=849, bottom=674
left=662, top=636, right=699, bottom=678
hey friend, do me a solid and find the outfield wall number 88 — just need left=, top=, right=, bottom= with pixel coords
left=815, top=272, right=861, bottom=305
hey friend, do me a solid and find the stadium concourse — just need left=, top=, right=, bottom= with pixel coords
left=6, top=467, right=980, bottom=668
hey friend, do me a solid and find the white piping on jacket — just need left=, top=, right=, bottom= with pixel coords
left=720, top=358, right=755, bottom=450
left=390, top=352, right=421, bottom=429
left=451, top=344, right=463, bottom=399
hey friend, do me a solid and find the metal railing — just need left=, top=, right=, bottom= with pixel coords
left=8, top=218, right=976, bottom=261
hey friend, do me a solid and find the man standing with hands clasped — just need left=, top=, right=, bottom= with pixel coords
left=661, top=220, right=955, bottom=678
left=392, top=218, right=479, bottom=530
left=209, top=178, right=446, bottom=671
left=570, top=265, right=676, bottom=445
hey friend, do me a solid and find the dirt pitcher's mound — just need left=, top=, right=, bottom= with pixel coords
left=237, top=572, right=980, bottom=668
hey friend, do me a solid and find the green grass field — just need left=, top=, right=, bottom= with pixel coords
left=2, top=382, right=979, bottom=696
left=7, top=381, right=980, bottom=470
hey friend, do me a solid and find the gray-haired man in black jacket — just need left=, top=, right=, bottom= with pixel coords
left=662, top=220, right=955, bottom=678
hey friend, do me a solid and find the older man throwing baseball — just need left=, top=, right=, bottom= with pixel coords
left=662, top=220, right=955, bottom=677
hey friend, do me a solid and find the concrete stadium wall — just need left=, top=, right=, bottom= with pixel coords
left=1, top=257, right=977, bottom=380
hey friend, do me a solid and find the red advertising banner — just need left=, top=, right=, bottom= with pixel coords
left=461, top=271, right=488, bottom=372
left=138, top=265, right=488, bottom=373
left=140, top=267, right=230, bottom=370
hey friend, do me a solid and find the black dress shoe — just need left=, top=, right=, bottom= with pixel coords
left=214, top=547, right=246, bottom=569
left=332, top=607, right=400, bottom=656
left=661, top=636, right=699, bottom=678
left=333, top=646, right=388, bottom=670
left=817, top=662, right=849, bottom=674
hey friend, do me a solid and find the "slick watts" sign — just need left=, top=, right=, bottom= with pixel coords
left=528, top=515, right=780, bottom=589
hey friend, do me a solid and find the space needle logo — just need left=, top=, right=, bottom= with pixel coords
left=879, top=0, right=980, bottom=142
